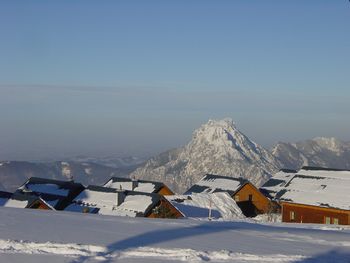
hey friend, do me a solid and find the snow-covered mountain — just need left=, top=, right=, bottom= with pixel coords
left=0, top=161, right=129, bottom=191
left=130, top=118, right=280, bottom=193
left=272, top=137, right=350, bottom=170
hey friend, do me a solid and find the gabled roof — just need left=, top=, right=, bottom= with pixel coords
left=16, top=177, right=85, bottom=210
left=275, top=167, right=350, bottom=211
left=18, top=177, right=84, bottom=197
left=0, top=191, right=48, bottom=209
left=184, top=174, right=248, bottom=196
left=65, top=185, right=163, bottom=217
left=260, top=169, right=297, bottom=199
left=103, top=177, right=166, bottom=194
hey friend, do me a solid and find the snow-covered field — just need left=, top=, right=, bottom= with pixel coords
left=0, top=207, right=350, bottom=263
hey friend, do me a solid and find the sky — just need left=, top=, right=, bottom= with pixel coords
left=0, top=0, right=349, bottom=161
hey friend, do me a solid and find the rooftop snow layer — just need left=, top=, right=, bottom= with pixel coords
left=166, top=192, right=244, bottom=220
left=113, top=194, right=155, bottom=217
left=25, top=183, right=70, bottom=196
left=103, top=177, right=161, bottom=193
left=185, top=174, right=247, bottom=195
left=260, top=169, right=297, bottom=199
left=275, top=167, right=350, bottom=210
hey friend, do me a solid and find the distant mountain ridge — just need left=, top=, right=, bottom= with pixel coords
left=0, top=161, right=135, bottom=192
left=1, top=119, right=349, bottom=194
left=130, top=118, right=281, bottom=193
left=272, top=137, right=350, bottom=170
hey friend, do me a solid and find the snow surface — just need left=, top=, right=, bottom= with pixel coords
left=195, top=176, right=242, bottom=193
left=133, top=183, right=156, bottom=193
left=1, top=198, right=28, bottom=208
left=105, top=181, right=134, bottom=191
left=278, top=177, right=350, bottom=210
left=104, top=180, right=157, bottom=193
left=0, top=207, right=350, bottom=262
left=73, top=189, right=118, bottom=209
left=276, top=168, right=350, bottom=210
left=166, top=192, right=244, bottom=220
left=113, top=195, right=153, bottom=217
left=260, top=170, right=297, bottom=198
left=24, top=183, right=70, bottom=197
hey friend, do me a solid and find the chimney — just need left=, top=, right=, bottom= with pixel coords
left=115, top=190, right=125, bottom=206
left=131, top=178, right=138, bottom=191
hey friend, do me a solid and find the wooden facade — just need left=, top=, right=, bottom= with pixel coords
left=147, top=198, right=183, bottom=219
left=233, top=183, right=272, bottom=217
left=281, top=202, right=350, bottom=225
left=157, top=185, right=174, bottom=196
left=28, top=199, right=52, bottom=210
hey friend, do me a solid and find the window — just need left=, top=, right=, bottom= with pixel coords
left=325, top=216, right=331, bottom=224
left=234, top=195, right=240, bottom=202
left=290, top=211, right=295, bottom=220
left=333, top=218, right=339, bottom=225
left=248, top=194, right=253, bottom=201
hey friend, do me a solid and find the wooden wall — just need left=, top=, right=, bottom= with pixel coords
left=157, top=186, right=174, bottom=196
left=282, top=202, right=350, bottom=225
left=147, top=199, right=183, bottom=219
left=234, top=183, right=271, bottom=216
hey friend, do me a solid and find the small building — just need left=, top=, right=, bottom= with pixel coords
left=103, top=177, right=174, bottom=195
left=275, top=167, right=350, bottom=225
left=185, top=174, right=271, bottom=217
left=0, top=191, right=52, bottom=210
left=16, top=177, right=85, bottom=210
left=65, top=185, right=182, bottom=219
left=165, top=192, right=244, bottom=220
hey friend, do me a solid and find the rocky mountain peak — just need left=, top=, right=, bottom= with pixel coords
left=131, top=118, right=280, bottom=193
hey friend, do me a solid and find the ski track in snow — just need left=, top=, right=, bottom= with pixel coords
left=0, top=239, right=306, bottom=262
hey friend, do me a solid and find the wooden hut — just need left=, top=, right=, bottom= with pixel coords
left=0, top=190, right=52, bottom=210
left=185, top=174, right=271, bottom=217
left=16, top=177, right=85, bottom=210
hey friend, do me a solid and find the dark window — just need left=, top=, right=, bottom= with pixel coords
left=248, top=194, right=253, bottom=201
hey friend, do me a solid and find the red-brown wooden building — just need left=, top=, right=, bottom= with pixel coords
left=274, top=167, right=350, bottom=225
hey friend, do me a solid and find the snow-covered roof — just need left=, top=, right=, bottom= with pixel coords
left=65, top=185, right=162, bottom=217
left=275, top=167, right=350, bottom=210
left=260, top=169, right=297, bottom=199
left=185, top=174, right=248, bottom=196
left=66, top=186, right=125, bottom=215
left=0, top=191, right=43, bottom=209
left=18, top=177, right=84, bottom=197
left=166, top=192, right=244, bottom=220
left=16, top=177, right=85, bottom=210
left=112, top=193, right=159, bottom=217
left=103, top=177, right=167, bottom=194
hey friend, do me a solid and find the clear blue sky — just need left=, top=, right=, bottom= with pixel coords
left=0, top=0, right=349, bottom=160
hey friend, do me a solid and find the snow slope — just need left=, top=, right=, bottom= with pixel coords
left=131, top=118, right=280, bottom=193
left=0, top=207, right=350, bottom=262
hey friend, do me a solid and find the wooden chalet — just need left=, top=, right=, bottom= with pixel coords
left=103, top=177, right=174, bottom=195
left=274, top=167, right=350, bottom=225
left=0, top=190, right=52, bottom=210
left=65, top=185, right=182, bottom=219
left=185, top=174, right=271, bottom=217
left=16, top=177, right=85, bottom=210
